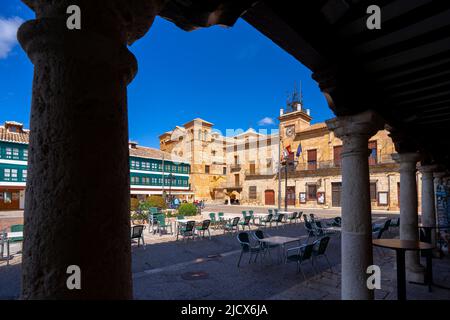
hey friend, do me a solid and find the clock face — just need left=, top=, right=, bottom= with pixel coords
left=285, top=126, right=295, bottom=137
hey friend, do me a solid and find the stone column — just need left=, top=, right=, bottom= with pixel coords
left=326, top=110, right=384, bottom=300
left=392, top=153, right=425, bottom=282
left=17, top=0, right=163, bottom=299
left=419, top=165, right=438, bottom=246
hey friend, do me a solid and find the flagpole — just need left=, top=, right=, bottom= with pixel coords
left=277, top=126, right=281, bottom=211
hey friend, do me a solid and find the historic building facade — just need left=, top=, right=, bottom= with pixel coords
left=0, top=121, right=192, bottom=210
left=0, top=122, right=28, bottom=210
left=160, top=100, right=419, bottom=211
left=128, top=141, right=193, bottom=200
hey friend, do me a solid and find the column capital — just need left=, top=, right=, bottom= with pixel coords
left=326, top=110, right=385, bottom=139
left=418, top=164, right=439, bottom=175
left=21, top=0, right=166, bottom=44
left=18, top=0, right=166, bottom=83
left=392, top=152, right=421, bottom=163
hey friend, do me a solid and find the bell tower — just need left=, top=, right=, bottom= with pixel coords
left=278, top=84, right=312, bottom=146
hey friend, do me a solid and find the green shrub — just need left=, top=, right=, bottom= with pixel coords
left=130, top=198, right=140, bottom=211
left=131, top=212, right=148, bottom=223
left=177, top=203, right=197, bottom=216
left=142, top=195, right=167, bottom=210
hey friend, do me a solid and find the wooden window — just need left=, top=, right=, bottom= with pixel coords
left=6, top=148, right=12, bottom=159
left=205, top=165, right=210, bottom=174
left=22, top=170, right=27, bottom=181
left=307, top=184, right=317, bottom=200
left=249, top=186, right=257, bottom=199
left=249, top=162, right=256, bottom=174
left=223, top=167, right=227, bottom=175
left=307, top=149, right=317, bottom=170
left=368, top=141, right=377, bottom=165
left=23, top=149, right=28, bottom=160
left=333, top=145, right=342, bottom=167
left=234, top=174, right=240, bottom=187
left=370, top=182, right=377, bottom=200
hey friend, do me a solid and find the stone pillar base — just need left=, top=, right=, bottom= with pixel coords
left=406, top=266, right=425, bottom=283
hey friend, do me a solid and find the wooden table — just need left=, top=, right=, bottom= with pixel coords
left=259, top=236, right=301, bottom=263
left=372, top=239, right=434, bottom=300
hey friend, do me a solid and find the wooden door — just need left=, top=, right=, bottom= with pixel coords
left=332, top=182, right=342, bottom=207
left=286, top=186, right=296, bottom=205
left=265, top=189, right=275, bottom=205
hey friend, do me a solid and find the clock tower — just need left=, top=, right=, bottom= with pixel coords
left=278, top=86, right=312, bottom=147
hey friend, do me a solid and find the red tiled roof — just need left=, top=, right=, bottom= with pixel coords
left=0, top=122, right=29, bottom=144
left=129, top=145, right=188, bottom=163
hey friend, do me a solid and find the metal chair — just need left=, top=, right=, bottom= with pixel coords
left=237, top=232, right=262, bottom=267
left=287, top=212, right=299, bottom=224
left=196, top=219, right=211, bottom=239
left=252, top=229, right=278, bottom=261
left=155, top=214, right=173, bottom=236
left=312, top=236, right=333, bottom=273
left=272, top=213, right=285, bottom=228
left=224, top=217, right=240, bottom=234
left=177, top=220, right=196, bottom=241
left=259, top=213, right=273, bottom=228
left=131, top=225, right=146, bottom=248
left=239, top=215, right=252, bottom=230
left=286, top=243, right=315, bottom=279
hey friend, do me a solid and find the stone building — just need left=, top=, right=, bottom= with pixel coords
left=160, top=96, right=415, bottom=212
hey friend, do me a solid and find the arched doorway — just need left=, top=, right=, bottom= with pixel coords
left=264, top=189, right=275, bottom=205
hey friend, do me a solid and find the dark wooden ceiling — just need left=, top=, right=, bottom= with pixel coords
left=160, top=0, right=450, bottom=169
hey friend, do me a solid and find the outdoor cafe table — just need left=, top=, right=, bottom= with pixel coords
left=416, top=224, right=450, bottom=292
left=323, top=226, right=342, bottom=233
left=0, top=231, right=23, bottom=266
left=372, top=239, right=434, bottom=300
left=259, top=236, right=301, bottom=263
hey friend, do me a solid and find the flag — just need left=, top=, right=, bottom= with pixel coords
left=296, top=143, right=302, bottom=157
left=286, top=145, right=292, bottom=155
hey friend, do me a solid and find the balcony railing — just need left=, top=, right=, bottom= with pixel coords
left=294, top=154, right=396, bottom=171
left=230, top=164, right=241, bottom=171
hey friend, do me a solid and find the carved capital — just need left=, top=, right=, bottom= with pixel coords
left=392, top=152, right=421, bottom=173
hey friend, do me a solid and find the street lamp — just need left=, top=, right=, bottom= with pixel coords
left=281, top=154, right=298, bottom=212
left=167, top=173, right=175, bottom=207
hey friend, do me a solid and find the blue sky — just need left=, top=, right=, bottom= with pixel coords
left=0, top=1, right=333, bottom=148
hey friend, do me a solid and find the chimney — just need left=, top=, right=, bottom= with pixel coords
left=306, top=109, right=310, bottom=116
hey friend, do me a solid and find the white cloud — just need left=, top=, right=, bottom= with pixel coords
left=258, top=117, right=275, bottom=126
left=0, top=16, right=23, bottom=59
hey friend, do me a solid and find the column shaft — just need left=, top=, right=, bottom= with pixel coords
left=420, top=166, right=438, bottom=246
left=393, top=153, right=424, bottom=282
left=326, top=110, right=384, bottom=300
left=16, top=1, right=156, bottom=298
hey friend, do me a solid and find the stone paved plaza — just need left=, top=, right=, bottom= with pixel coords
left=1, top=206, right=449, bottom=300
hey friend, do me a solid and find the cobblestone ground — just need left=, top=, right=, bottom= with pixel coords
left=1, top=207, right=449, bottom=300
left=0, top=211, right=24, bottom=231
